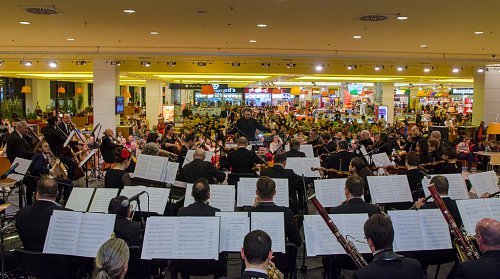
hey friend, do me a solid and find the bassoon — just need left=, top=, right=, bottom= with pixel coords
left=427, top=184, right=480, bottom=261
left=308, top=194, right=367, bottom=268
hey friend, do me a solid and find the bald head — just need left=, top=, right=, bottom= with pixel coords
left=430, top=130, right=442, bottom=140
left=476, top=218, right=500, bottom=252
left=62, top=114, right=71, bottom=124
left=237, top=137, right=248, bottom=147
left=193, top=148, right=206, bottom=160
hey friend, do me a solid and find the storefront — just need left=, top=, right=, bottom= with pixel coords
left=195, top=88, right=244, bottom=106
left=244, top=88, right=294, bottom=106
left=449, top=88, right=473, bottom=114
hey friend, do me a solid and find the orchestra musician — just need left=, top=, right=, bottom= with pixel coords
left=431, top=146, right=462, bottom=174
left=404, top=126, right=422, bottom=152
left=100, top=128, right=120, bottom=164
left=284, top=139, right=306, bottom=158
left=227, top=137, right=261, bottom=174
left=107, top=196, right=142, bottom=247
left=398, top=151, right=425, bottom=201
left=353, top=214, right=424, bottom=279
left=180, top=148, right=226, bottom=184
left=324, top=140, right=355, bottom=172
left=317, top=132, right=337, bottom=159
left=229, top=107, right=267, bottom=141
left=416, top=139, right=434, bottom=165
left=359, top=130, right=374, bottom=151
left=238, top=230, right=273, bottom=279
left=161, top=124, right=179, bottom=154
left=41, top=116, right=66, bottom=157
left=104, top=146, right=132, bottom=189
left=6, top=120, right=34, bottom=163
left=349, top=157, right=374, bottom=202
left=57, top=114, right=73, bottom=136
left=177, top=133, right=196, bottom=167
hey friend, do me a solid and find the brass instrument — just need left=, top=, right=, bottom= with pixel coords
left=267, top=261, right=284, bottom=279
left=427, top=184, right=480, bottom=261
left=309, top=194, right=368, bottom=268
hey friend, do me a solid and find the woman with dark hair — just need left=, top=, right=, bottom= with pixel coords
left=416, top=139, right=434, bottom=164
left=349, top=157, right=374, bottom=202
left=431, top=146, right=462, bottom=174
left=161, top=124, right=179, bottom=154
left=104, top=146, right=132, bottom=189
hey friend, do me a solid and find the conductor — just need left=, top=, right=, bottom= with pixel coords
left=229, top=107, right=267, bottom=141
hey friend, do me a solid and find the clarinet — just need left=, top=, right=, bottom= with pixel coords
left=427, top=184, right=480, bottom=261
left=309, top=194, right=367, bottom=268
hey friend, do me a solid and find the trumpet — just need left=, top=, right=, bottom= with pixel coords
left=267, top=261, right=284, bottom=279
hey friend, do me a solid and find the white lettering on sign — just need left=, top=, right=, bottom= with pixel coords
left=451, top=88, right=473, bottom=95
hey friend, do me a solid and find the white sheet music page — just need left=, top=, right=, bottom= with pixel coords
left=146, top=155, right=167, bottom=182
left=468, top=171, right=498, bottom=196
left=300, top=144, right=315, bottom=158
left=79, top=149, right=97, bottom=168
left=65, top=188, right=95, bottom=212
left=164, top=161, right=179, bottom=184
left=43, top=210, right=81, bottom=255
left=216, top=212, right=250, bottom=252
left=133, top=154, right=152, bottom=179
left=183, top=184, right=195, bottom=207
left=88, top=188, right=120, bottom=213
left=251, top=212, right=285, bottom=253
left=284, top=158, right=304, bottom=176
left=360, top=146, right=371, bottom=165
left=141, top=217, right=177, bottom=259
left=390, top=175, right=413, bottom=202
left=422, top=174, right=470, bottom=200
left=486, top=198, right=500, bottom=221
left=418, top=209, right=452, bottom=250
left=121, top=186, right=170, bottom=214
left=236, top=178, right=257, bottom=207
left=182, top=150, right=213, bottom=167
left=314, top=179, right=348, bottom=208
left=209, top=185, right=236, bottom=212
left=75, top=213, right=116, bottom=257
left=8, top=157, right=32, bottom=181
left=457, top=199, right=500, bottom=235
left=303, top=158, right=321, bottom=177
left=273, top=178, right=290, bottom=207
left=372, top=152, right=393, bottom=168
left=176, top=217, right=220, bottom=260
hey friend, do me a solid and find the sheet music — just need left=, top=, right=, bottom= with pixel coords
left=141, top=216, right=220, bottom=260
left=250, top=212, right=285, bottom=253
left=422, top=174, right=470, bottom=200
left=182, top=150, right=213, bottom=167
left=367, top=176, right=412, bottom=204
left=65, top=188, right=95, bottom=212
left=295, top=144, right=315, bottom=158
left=389, top=209, right=451, bottom=251
left=44, top=211, right=116, bottom=257
left=88, top=188, right=120, bottom=213
left=285, top=157, right=321, bottom=177
left=457, top=199, right=500, bottom=235
left=360, top=146, right=372, bottom=165
left=79, top=149, right=97, bottom=168
left=183, top=184, right=235, bottom=211
left=468, top=171, right=498, bottom=196
left=133, top=154, right=151, bottom=179
left=372, top=152, right=393, bottom=167
left=216, top=212, right=250, bottom=252
left=314, top=179, right=348, bottom=207
left=147, top=156, right=167, bottom=182
left=164, top=161, right=179, bottom=184
left=63, top=130, right=76, bottom=147
left=237, top=178, right=289, bottom=207
left=303, top=214, right=370, bottom=256
left=8, top=157, right=32, bottom=181
left=120, top=186, right=170, bottom=214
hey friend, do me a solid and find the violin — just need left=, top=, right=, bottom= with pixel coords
left=311, top=167, right=350, bottom=178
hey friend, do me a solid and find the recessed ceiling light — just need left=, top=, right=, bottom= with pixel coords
left=423, top=67, right=431, bottom=72
left=141, top=61, right=151, bottom=67
left=477, top=68, right=485, bottom=73
left=347, top=65, right=353, bottom=70
left=374, top=66, right=383, bottom=71
left=420, top=44, right=428, bottom=48
left=452, top=67, right=460, bottom=73
left=286, top=63, right=296, bottom=69
left=149, top=31, right=159, bottom=35
left=474, top=31, right=484, bottom=35
left=48, top=61, right=57, bottom=68
left=315, top=65, right=324, bottom=71
left=396, top=66, right=405, bottom=71
left=22, top=61, right=32, bottom=66
left=123, top=9, right=136, bottom=13
left=66, top=38, right=75, bottom=41
left=353, top=35, right=362, bottom=39
left=397, top=16, right=408, bottom=20
left=166, top=61, right=177, bottom=67
left=249, top=40, right=257, bottom=43
left=19, top=21, right=30, bottom=25
left=257, top=24, right=268, bottom=28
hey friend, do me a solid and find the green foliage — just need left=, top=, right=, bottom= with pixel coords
left=0, top=97, right=23, bottom=120
left=62, top=97, right=70, bottom=113
left=77, top=94, right=83, bottom=110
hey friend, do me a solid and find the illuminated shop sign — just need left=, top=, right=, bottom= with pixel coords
left=450, top=88, right=473, bottom=95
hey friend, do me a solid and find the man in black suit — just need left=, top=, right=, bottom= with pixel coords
left=229, top=107, right=267, bottom=141
left=359, top=130, right=374, bottom=152
left=284, top=139, right=306, bottom=158
left=317, top=132, right=337, bottom=158
left=6, top=120, right=34, bottom=163
left=57, top=114, right=72, bottom=136
left=238, top=230, right=273, bottom=279
left=181, top=149, right=226, bottom=184
left=353, top=214, right=424, bottom=279
left=324, top=140, right=355, bottom=172
left=100, top=128, right=120, bottom=163
left=228, top=137, right=261, bottom=174
left=455, top=218, right=500, bottom=279
left=329, top=175, right=380, bottom=215
left=108, top=196, right=143, bottom=247
left=250, top=176, right=302, bottom=248
left=178, top=178, right=221, bottom=216
left=15, top=178, right=70, bottom=251
left=399, top=151, right=424, bottom=201
left=177, top=133, right=196, bottom=167
left=259, top=153, right=304, bottom=214
left=41, top=116, right=67, bottom=157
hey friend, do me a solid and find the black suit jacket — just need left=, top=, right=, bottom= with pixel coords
left=329, top=198, right=381, bottom=216
left=177, top=201, right=220, bottom=216
left=236, top=270, right=269, bottom=279
left=228, top=148, right=259, bottom=174
left=455, top=250, right=500, bottom=279
left=41, top=125, right=67, bottom=157
left=30, top=153, right=50, bottom=177
left=284, top=150, right=306, bottom=158
left=15, top=200, right=70, bottom=251
left=6, top=131, right=34, bottom=163
left=230, top=118, right=267, bottom=141
left=421, top=196, right=462, bottom=228
left=181, top=159, right=226, bottom=184
left=354, top=250, right=424, bottom=279
left=114, top=215, right=143, bottom=247
left=259, top=165, right=303, bottom=198
left=57, top=122, right=71, bottom=137
left=324, top=150, right=355, bottom=171
left=250, top=202, right=302, bottom=247
left=100, top=136, right=119, bottom=163
left=400, top=169, right=425, bottom=201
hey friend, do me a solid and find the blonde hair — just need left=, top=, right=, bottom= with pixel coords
left=94, top=238, right=129, bottom=279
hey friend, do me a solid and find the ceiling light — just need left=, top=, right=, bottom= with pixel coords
left=474, top=31, right=484, bottom=35
left=21, top=60, right=32, bottom=66
left=374, top=66, right=381, bottom=71
left=477, top=68, right=485, bottom=73
left=0, top=61, right=3, bottom=66
left=166, top=61, right=176, bottom=67
left=347, top=65, right=353, bottom=70
left=19, top=21, right=30, bottom=25
left=257, top=24, right=268, bottom=28
left=197, top=62, right=207, bottom=66
left=261, top=63, right=271, bottom=68
left=396, top=66, right=405, bottom=71
left=149, top=31, right=159, bottom=35
left=315, top=65, right=324, bottom=71
left=123, top=9, right=136, bottom=13
left=231, top=62, right=241, bottom=67
left=110, top=61, right=122, bottom=66
left=353, top=35, right=362, bottom=39
left=141, top=61, right=151, bottom=67
left=452, top=67, right=460, bottom=73
left=423, top=67, right=431, bottom=72
left=420, top=44, right=428, bottom=48
left=75, top=60, right=87, bottom=66
left=249, top=40, right=257, bottom=43
left=397, top=16, right=408, bottom=20
left=286, top=63, right=296, bottom=69
left=48, top=61, right=57, bottom=68
left=66, top=38, right=75, bottom=41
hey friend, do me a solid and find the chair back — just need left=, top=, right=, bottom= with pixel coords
left=14, top=248, right=68, bottom=279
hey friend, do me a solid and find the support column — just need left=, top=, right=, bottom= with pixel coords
left=482, top=70, right=500, bottom=124
left=473, top=73, right=485, bottom=125
left=382, top=83, right=395, bottom=124
left=82, top=82, right=90, bottom=110
left=146, top=79, right=162, bottom=128
left=164, top=83, right=173, bottom=105
left=31, top=79, right=51, bottom=113
left=93, top=59, right=120, bottom=137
